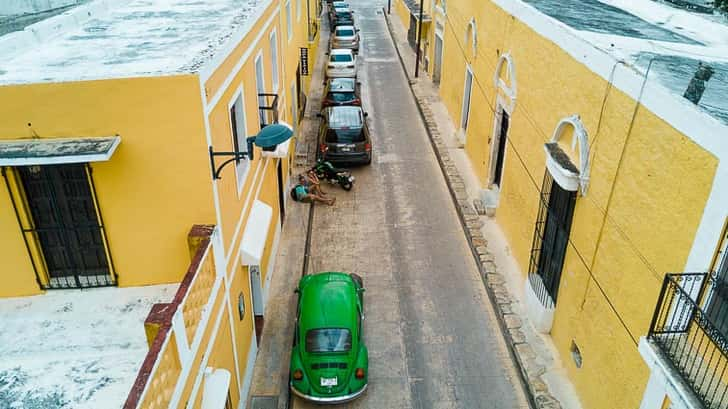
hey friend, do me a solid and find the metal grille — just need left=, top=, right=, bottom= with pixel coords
left=527, top=171, right=577, bottom=308
left=4, top=164, right=116, bottom=289
left=648, top=273, right=728, bottom=409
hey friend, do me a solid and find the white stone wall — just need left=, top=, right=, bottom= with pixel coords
left=2, top=0, right=79, bottom=16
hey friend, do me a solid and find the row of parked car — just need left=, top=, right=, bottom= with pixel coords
left=317, top=0, right=371, bottom=166
left=287, top=2, right=371, bottom=404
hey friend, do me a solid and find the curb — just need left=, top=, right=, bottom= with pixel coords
left=382, top=9, right=561, bottom=409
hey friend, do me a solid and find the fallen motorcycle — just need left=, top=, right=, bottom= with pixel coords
left=312, top=159, right=355, bottom=191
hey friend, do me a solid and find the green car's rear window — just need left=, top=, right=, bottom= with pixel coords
left=306, top=328, right=352, bottom=352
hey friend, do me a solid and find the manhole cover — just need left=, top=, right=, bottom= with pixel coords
left=250, top=395, right=278, bottom=409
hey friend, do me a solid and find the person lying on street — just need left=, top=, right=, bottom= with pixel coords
left=299, top=173, right=326, bottom=196
left=294, top=183, right=336, bottom=206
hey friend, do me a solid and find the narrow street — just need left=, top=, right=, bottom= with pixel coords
left=291, top=2, right=531, bottom=408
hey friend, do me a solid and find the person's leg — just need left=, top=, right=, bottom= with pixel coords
left=309, top=192, right=335, bottom=206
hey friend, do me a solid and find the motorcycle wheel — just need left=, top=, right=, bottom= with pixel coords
left=342, top=181, right=353, bottom=191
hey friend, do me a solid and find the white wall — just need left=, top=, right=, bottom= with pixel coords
left=2, top=0, right=80, bottom=16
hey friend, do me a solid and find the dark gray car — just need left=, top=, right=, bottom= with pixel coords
left=316, top=106, right=372, bottom=165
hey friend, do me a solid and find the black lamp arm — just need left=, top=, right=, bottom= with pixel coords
left=208, top=145, right=253, bottom=180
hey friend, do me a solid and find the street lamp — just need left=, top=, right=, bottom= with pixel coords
left=208, top=122, right=294, bottom=179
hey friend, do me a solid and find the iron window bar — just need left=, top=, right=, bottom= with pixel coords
left=2, top=164, right=117, bottom=290
left=648, top=272, right=728, bottom=409
left=258, top=93, right=280, bottom=129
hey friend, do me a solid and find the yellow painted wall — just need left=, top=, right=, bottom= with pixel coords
left=0, top=167, right=42, bottom=296
left=436, top=0, right=719, bottom=408
left=394, top=0, right=411, bottom=33
left=0, top=75, right=215, bottom=293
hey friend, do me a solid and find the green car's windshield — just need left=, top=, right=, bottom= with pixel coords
left=306, top=328, right=352, bottom=353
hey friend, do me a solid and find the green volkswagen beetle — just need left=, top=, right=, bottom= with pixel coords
left=290, top=272, right=368, bottom=403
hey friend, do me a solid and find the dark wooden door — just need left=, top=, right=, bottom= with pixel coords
left=708, top=236, right=728, bottom=336
left=493, top=112, right=509, bottom=187
left=277, top=160, right=285, bottom=226
left=18, top=164, right=111, bottom=288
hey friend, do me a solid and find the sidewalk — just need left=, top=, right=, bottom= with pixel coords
left=384, top=10, right=582, bottom=409
left=246, top=22, right=330, bottom=409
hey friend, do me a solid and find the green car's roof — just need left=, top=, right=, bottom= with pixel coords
left=298, top=272, right=359, bottom=333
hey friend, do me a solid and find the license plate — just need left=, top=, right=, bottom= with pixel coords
left=321, top=377, right=338, bottom=387
left=340, top=147, right=351, bottom=152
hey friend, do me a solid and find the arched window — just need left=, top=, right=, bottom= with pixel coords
left=545, top=115, right=590, bottom=196
left=493, top=52, right=517, bottom=111
left=465, top=18, right=477, bottom=58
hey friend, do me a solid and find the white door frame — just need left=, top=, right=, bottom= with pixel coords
left=433, top=29, right=444, bottom=84
left=459, top=64, right=474, bottom=142
left=488, top=95, right=513, bottom=189
left=249, top=264, right=264, bottom=316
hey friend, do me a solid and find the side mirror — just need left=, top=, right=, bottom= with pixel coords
left=316, top=113, right=323, bottom=118
left=363, top=112, right=369, bottom=117
left=294, top=288, right=300, bottom=294
left=325, top=51, right=329, bottom=55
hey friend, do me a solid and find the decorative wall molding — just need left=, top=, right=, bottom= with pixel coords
left=546, top=114, right=590, bottom=196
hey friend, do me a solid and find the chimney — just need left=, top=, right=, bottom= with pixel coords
left=683, top=62, right=714, bottom=105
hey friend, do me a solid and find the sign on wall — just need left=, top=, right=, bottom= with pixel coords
left=300, top=47, right=309, bottom=76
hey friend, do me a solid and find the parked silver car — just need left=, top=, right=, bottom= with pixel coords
left=331, top=25, right=360, bottom=53
left=325, top=49, right=357, bottom=79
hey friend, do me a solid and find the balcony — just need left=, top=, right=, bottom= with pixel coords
left=257, top=93, right=279, bottom=129
left=648, top=273, right=728, bottom=409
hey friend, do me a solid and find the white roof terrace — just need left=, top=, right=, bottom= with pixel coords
left=0, top=285, right=176, bottom=409
left=0, top=0, right=272, bottom=85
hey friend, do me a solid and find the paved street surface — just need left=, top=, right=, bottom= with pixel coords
left=291, top=2, right=532, bottom=408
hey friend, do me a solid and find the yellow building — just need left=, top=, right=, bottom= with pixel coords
left=0, top=0, right=320, bottom=407
left=396, top=0, right=728, bottom=408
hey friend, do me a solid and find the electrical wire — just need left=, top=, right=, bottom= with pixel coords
left=440, top=4, right=668, bottom=345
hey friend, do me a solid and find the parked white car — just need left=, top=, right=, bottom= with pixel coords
left=326, top=49, right=357, bottom=79
left=331, top=25, right=360, bottom=53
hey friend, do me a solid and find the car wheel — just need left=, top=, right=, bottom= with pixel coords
left=342, top=181, right=353, bottom=191
left=365, top=155, right=372, bottom=165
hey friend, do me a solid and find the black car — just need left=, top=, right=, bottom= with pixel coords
left=322, top=78, right=361, bottom=108
left=330, top=10, right=354, bottom=31
left=317, top=106, right=372, bottom=165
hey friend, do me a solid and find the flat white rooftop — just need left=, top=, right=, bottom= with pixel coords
left=508, top=0, right=728, bottom=127
left=0, top=285, right=176, bottom=409
left=0, top=0, right=270, bottom=85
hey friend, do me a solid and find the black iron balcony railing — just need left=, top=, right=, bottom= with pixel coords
left=258, top=93, right=279, bottom=129
left=648, top=272, right=728, bottom=409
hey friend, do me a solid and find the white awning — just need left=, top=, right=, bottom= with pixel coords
left=0, top=136, right=120, bottom=166
left=201, top=368, right=231, bottom=409
left=241, top=200, right=273, bottom=265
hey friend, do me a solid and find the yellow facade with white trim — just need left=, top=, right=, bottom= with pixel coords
left=0, top=0, right=320, bottom=407
left=396, top=0, right=720, bottom=407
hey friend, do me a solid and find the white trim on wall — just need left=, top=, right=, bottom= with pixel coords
left=203, top=8, right=280, bottom=115
left=227, top=84, right=251, bottom=196
left=269, top=28, right=280, bottom=93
